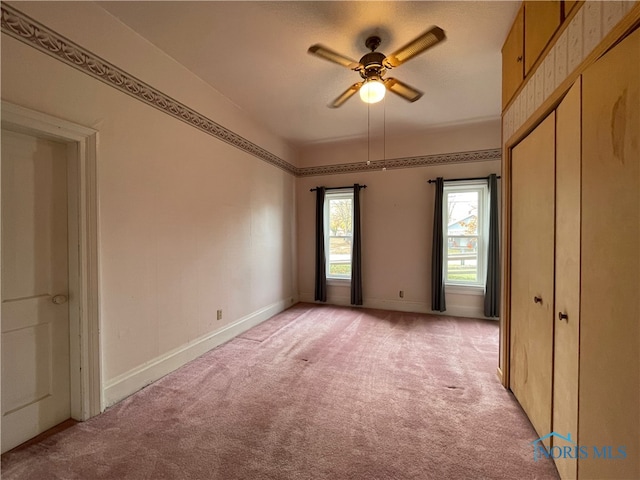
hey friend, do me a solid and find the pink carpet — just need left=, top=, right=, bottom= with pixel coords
left=1, top=303, right=559, bottom=479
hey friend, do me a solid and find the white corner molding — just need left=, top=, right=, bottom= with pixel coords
left=102, top=298, right=295, bottom=407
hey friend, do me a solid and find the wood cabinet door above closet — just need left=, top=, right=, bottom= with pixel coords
left=502, top=6, right=524, bottom=109
left=524, top=1, right=561, bottom=75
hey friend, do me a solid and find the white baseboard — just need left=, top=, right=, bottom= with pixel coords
left=298, top=292, right=496, bottom=320
left=365, top=297, right=490, bottom=318
left=440, top=304, right=493, bottom=319
left=103, top=297, right=296, bottom=407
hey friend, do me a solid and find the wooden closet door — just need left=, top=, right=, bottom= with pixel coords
left=510, top=112, right=555, bottom=443
left=553, top=78, right=581, bottom=480
left=580, top=27, right=639, bottom=480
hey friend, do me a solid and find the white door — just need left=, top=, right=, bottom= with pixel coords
left=1, top=129, right=71, bottom=453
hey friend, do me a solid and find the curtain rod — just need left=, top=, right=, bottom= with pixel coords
left=310, top=185, right=367, bottom=192
left=427, top=175, right=500, bottom=184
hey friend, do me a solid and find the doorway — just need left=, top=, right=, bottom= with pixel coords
left=1, top=102, right=101, bottom=453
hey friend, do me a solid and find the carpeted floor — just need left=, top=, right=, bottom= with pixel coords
left=1, top=303, right=559, bottom=479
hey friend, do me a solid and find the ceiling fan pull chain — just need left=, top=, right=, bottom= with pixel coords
left=383, top=96, right=387, bottom=171
left=367, top=101, right=371, bottom=166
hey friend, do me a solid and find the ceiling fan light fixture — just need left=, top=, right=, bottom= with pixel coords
left=359, top=78, right=386, bottom=104
left=309, top=27, right=445, bottom=107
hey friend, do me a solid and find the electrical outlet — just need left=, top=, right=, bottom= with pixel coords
left=217, top=309, right=223, bottom=320
left=399, top=290, right=404, bottom=298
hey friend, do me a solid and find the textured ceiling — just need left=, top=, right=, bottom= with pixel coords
left=99, top=1, right=519, bottom=147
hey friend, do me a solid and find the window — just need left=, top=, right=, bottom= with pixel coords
left=324, top=190, right=353, bottom=280
left=443, top=182, right=488, bottom=287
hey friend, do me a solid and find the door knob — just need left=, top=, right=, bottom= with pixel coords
left=534, top=296, right=543, bottom=304
left=52, top=295, right=68, bottom=305
left=558, top=312, right=569, bottom=321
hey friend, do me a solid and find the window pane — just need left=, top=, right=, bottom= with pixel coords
left=447, top=191, right=478, bottom=236
left=447, top=236, right=478, bottom=282
left=329, top=198, right=352, bottom=236
left=328, top=236, right=352, bottom=276
left=326, top=195, right=353, bottom=278
left=445, top=189, right=481, bottom=284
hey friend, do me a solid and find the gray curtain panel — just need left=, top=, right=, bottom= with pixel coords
left=484, top=174, right=500, bottom=317
left=314, top=187, right=327, bottom=302
left=431, top=177, right=446, bottom=312
left=351, top=184, right=363, bottom=305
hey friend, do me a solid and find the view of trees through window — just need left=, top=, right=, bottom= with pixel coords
left=326, top=195, right=353, bottom=278
left=445, top=188, right=482, bottom=284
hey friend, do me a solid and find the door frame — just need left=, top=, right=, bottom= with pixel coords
left=1, top=101, right=102, bottom=421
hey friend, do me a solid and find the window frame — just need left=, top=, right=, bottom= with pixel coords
left=442, top=181, right=489, bottom=288
left=324, top=189, right=354, bottom=282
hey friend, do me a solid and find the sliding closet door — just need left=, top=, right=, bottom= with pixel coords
left=580, top=27, right=639, bottom=480
left=510, top=112, right=555, bottom=443
left=553, top=78, right=581, bottom=480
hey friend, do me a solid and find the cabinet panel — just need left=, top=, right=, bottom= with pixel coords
left=524, top=1, right=561, bottom=75
left=563, top=0, right=578, bottom=18
left=580, top=27, right=639, bottom=479
left=502, top=6, right=524, bottom=108
left=553, top=77, right=581, bottom=480
left=510, top=112, right=556, bottom=443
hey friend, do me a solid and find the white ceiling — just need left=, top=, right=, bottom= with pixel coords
left=99, top=1, right=519, bottom=148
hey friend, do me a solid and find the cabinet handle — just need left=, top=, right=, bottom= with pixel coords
left=517, top=55, right=523, bottom=62
left=534, top=296, right=543, bottom=304
left=558, top=312, right=569, bottom=321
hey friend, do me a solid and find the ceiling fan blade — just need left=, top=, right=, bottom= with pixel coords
left=308, top=44, right=362, bottom=70
left=384, top=78, right=423, bottom=102
left=383, top=26, right=446, bottom=68
left=330, top=82, right=363, bottom=108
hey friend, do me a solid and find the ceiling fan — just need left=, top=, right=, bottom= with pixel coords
left=308, top=26, right=446, bottom=108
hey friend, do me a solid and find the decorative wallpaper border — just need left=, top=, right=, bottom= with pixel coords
left=0, top=3, right=297, bottom=176
left=1, top=3, right=500, bottom=178
left=297, top=148, right=501, bottom=177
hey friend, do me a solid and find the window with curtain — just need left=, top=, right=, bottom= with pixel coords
left=443, top=182, right=489, bottom=287
left=324, top=189, right=354, bottom=280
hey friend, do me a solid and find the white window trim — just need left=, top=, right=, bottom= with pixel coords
left=446, top=285, right=485, bottom=296
left=324, top=189, right=354, bottom=282
left=443, top=181, right=489, bottom=289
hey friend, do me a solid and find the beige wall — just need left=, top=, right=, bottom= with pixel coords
left=296, top=120, right=501, bottom=318
left=1, top=3, right=297, bottom=405
left=298, top=119, right=500, bottom=167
